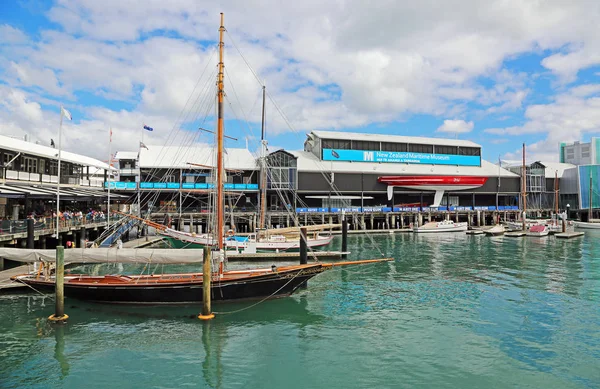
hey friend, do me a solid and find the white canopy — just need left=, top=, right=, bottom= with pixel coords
left=0, top=248, right=204, bottom=264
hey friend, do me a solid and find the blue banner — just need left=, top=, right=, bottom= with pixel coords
left=105, top=181, right=137, bottom=189
left=323, top=148, right=481, bottom=166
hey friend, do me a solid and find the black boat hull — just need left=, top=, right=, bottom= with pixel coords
left=16, top=266, right=326, bottom=304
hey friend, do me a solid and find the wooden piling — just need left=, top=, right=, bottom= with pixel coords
left=198, top=248, right=214, bottom=320
left=48, top=246, right=68, bottom=323
left=26, top=218, right=34, bottom=249
left=300, top=227, right=308, bottom=265
left=341, top=217, right=348, bottom=259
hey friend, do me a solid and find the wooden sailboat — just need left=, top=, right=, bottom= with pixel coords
left=14, top=13, right=392, bottom=305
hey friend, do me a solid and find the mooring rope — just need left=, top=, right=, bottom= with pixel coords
left=212, top=267, right=306, bottom=315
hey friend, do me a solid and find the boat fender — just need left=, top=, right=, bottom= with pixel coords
left=271, top=265, right=278, bottom=273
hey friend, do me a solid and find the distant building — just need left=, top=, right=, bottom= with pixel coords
left=559, top=138, right=600, bottom=165
left=0, top=133, right=115, bottom=219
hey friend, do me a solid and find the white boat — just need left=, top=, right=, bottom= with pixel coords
left=412, top=220, right=468, bottom=233
left=484, top=224, right=505, bottom=236
left=225, top=233, right=334, bottom=252
left=574, top=220, right=600, bottom=229
left=527, top=224, right=549, bottom=237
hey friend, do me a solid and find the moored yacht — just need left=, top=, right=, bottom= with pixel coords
left=412, top=219, right=468, bottom=233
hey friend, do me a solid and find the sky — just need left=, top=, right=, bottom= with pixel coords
left=1, top=0, right=600, bottom=164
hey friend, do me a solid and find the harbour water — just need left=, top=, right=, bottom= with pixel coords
left=1, top=232, right=599, bottom=388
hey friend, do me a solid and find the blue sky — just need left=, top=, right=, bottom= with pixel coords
left=1, top=1, right=600, bottom=162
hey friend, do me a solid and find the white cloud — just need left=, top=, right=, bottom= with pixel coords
left=0, top=24, right=28, bottom=44
left=437, top=119, right=474, bottom=134
left=1, top=0, right=600, bottom=156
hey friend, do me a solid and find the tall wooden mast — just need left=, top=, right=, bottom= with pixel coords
left=216, top=12, right=225, bottom=250
left=259, top=85, right=267, bottom=229
left=522, top=143, right=527, bottom=231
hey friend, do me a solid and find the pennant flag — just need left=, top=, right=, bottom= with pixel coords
left=110, top=128, right=113, bottom=143
left=61, top=106, right=72, bottom=121
left=140, top=141, right=149, bottom=150
left=331, top=150, right=340, bottom=158
left=143, top=125, right=154, bottom=132
left=50, top=139, right=55, bottom=148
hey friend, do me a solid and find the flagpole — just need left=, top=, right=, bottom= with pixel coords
left=107, top=127, right=112, bottom=229
left=137, top=137, right=141, bottom=217
left=56, top=107, right=64, bottom=241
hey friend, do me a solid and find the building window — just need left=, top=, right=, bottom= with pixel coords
left=381, top=142, right=407, bottom=152
left=21, top=156, right=38, bottom=173
left=459, top=147, right=481, bottom=156
left=435, top=145, right=458, bottom=155
left=351, top=140, right=379, bottom=151
left=322, top=139, right=351, bottom=150
left=408, top=143, right=434, bottom=153
left=3, top=153, right=15, bottom=168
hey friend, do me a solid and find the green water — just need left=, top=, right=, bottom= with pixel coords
left=1, top=232, right=599, bottom=388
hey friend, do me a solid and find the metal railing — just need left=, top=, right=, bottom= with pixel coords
left=0, top=214, right=124, bottom=236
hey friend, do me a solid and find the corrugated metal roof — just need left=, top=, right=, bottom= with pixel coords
left=0, top=134, right=110, bottom=170
left=138, top=146, right=258, bottom=170
left=309, top=130, right=481, bottom=148
left=288, top=150, right=518, bottom=177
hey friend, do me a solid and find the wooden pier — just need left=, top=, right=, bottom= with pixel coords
left=0, top=265, right=30, bottom=292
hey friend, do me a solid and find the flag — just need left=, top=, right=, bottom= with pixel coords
left=61, top=106, right=72, bottom=121
left=331, top=150, right=340, bottom=158
left=143, top=125, right=154, bottom=132
left=50, top=139, right=55, bottom=148
left=110, top=128, right=113, bottom=143
left=140, top=141, right=148, bottom=150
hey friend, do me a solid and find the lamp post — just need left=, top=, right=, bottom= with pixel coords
left=566, top=204, right=570, bottom=220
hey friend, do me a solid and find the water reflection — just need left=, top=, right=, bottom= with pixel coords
left=53, top=323, right=70, bottom=379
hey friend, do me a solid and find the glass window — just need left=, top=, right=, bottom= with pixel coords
left=408, top=144, right=434, bottom=153
left=435, top=145, right=458, bottom=155
left=382, top=142, right=407, bottom=152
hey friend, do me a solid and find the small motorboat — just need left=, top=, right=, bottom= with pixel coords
left=484, top=224, right=505, bottom=236
left=412, top=220, right=468, bottom=233
left=527, top=224, right=549, bottom=237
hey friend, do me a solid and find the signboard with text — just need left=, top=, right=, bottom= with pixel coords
left=322, top=148, right=481, bottom=166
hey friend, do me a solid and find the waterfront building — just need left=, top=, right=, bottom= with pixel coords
left=559, top=138, right=600, bottom=165
left=503, top=161, right=575, bottom=211
left=287, top=131, right=522, bottom=212
left=110, top=130, right=557, bottom=215
left=0, top=134, right=116, bottom=219
left=112, top=146, right=259, bottom=214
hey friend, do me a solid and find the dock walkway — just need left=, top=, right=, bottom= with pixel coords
left=0, top=265, right=31, bottom=292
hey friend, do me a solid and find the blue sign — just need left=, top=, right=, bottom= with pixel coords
left=105, top=181, right=137, bottom=189
left=323, top=148, right=481, bottom=166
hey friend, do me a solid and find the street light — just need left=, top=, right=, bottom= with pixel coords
left=566, top=203, right=570, bottom=219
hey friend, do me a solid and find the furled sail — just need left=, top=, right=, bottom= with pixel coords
left=0, top=248, right=204, bottom=264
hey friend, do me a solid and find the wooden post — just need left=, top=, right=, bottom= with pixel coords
left=299, top=227, right=308, bottom=265
left=79, top=226, right=86, bottom=248
left=198, top=248, right=214, bottom=320
left=27, top=218, right=34, bottom=249
left=48, top=246, right=68, bottom=323
left=341, top=215, right=348, bottom=259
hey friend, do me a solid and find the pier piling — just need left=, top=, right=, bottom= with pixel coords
left=341, top=216, right=348, bottom=259
left=299, top=227, right=308, bottom=265
left=198, top=248, right=214, bottom=320
left=48, top=246, right=68, bottom=323
left=26, top=218, right=34, bottom=249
